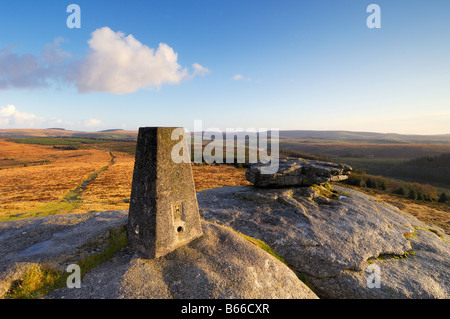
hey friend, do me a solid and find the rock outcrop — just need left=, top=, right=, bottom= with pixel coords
left=197, top=185, right=450, bottom=299
left=0, top=211, right=317, bottom=299
left=245, top=158, right=352, bottom=188
left=0, top=211, right=129, bottom=298
left=1, top=157, right=449, bottom=299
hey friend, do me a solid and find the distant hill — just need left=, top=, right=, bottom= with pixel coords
left=72, top=130, right=137, bottom=140
left=1, top=129, right=449, bottom=144
left=98, top=129, right=124, bottom=133
left=0, top=129, right=77, bottom=138
left=192, top=130, right=450, bottom=144
left=277, top=130, right=450, bottom=144
left=0, top=129, right=137, bottom=140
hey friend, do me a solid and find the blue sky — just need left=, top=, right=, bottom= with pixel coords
left=0, top=0, right=449, bottom=134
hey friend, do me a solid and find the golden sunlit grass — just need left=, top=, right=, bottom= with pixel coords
left=4, top=137, right=447, bottom=234
left=0, top=139, right=251, bottom=220
left=0, top=139, right=111, bottom=219
left=1, top=137, right=450, bottom=299
left=191, top=163, right=251, bottom=192
left=72, top=159, right=252, bottom=214
left=72, top=151, right=135, bottom=214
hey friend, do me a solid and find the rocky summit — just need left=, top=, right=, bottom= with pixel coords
left=1, top=156, right=449, bottom=299
left=0, top=212, right=317, bottom=299
left=197, top=185, right=450, bottom=299
left=245, top=158, right=352, bottom=188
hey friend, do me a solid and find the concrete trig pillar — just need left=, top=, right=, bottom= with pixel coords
left=127, top=127, right=203, bottom=258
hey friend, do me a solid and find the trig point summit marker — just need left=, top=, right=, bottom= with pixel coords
left=127, top=127, right=203, bottom=259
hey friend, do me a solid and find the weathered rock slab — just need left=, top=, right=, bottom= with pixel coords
left=245, top=158, right=352, bottom=187
left=0, top=212, right=317, bottom=299
left=197, top=185, right=450, bottom=299
left=45, top=221, right=317, bottom=299
left=0, top=211, right=128, bottom=297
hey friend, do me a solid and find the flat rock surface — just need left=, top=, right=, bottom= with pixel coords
left=197, top=185, right=450, bottom=298
left=0, top=212, right=316, bottom=299
left=0, top=211, right=128, bottom=297
left=0, top=210, right=128, bottom=267
left=46, top=221, right=317, bottom=299
left=2, top=184, right=449, bottom=299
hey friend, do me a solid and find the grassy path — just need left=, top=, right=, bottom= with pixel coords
left=3, top=151, right=116, bottom=221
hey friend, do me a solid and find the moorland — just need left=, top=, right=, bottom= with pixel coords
left=0, top=128, right=448, bottom=232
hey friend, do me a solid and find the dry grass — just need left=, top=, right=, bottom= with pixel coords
left=0, top=140, right=111, bottom=218
left=280, top=141, right=450, bottom=159
left=2, top=138, right=447, bottom=233
left=72, top=151, right=135, bottom=214
left=0, top=129, right=76, bottom=138
left=0, top=139, right=251, bottom=219
left=192, top=163, right=251, bottom=192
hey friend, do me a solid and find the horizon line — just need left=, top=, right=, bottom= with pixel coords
left=0, top=127, right=449, bottom=137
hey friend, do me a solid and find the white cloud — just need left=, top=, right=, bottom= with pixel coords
left=192, top=63, right=210, bottom=77
left=233, top=74, right=251, bottom=81
left=0, top=104, right=16, bottom=118
left=0, top=27, right=209, bottom=94
left=84, top=118, right=103, bottom=128
left=0, top=105, right=116, bottom=131
left=0, top=105, right=42, bottom=127
left=0, top=105, right=80, bottom=129
left=75, top=27, right=208, bottom=94
left=13, top=109, right=38, bottom=125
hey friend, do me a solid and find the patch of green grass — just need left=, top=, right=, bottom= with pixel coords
left=5, top=226, right=128, bottom=299
left=1, top=189, right=83, bottom=222
left=414, top=226, right=447, bottom=242
left=76, top=226, right=128, bottom=277
left=239, top=233, right=287, bottom=264
left=5, top=264, right=62, bottom=299
left=377, top=250, right=416, bottom=261
left=312, top=183, right=339, bottom=199
left=237, top=232, right=318, bottom=291
left=2, top=154, right=115, bottom=222
left=7, top=137, right=105, bottom=147
left=374, top=228, right=420, bottom=262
